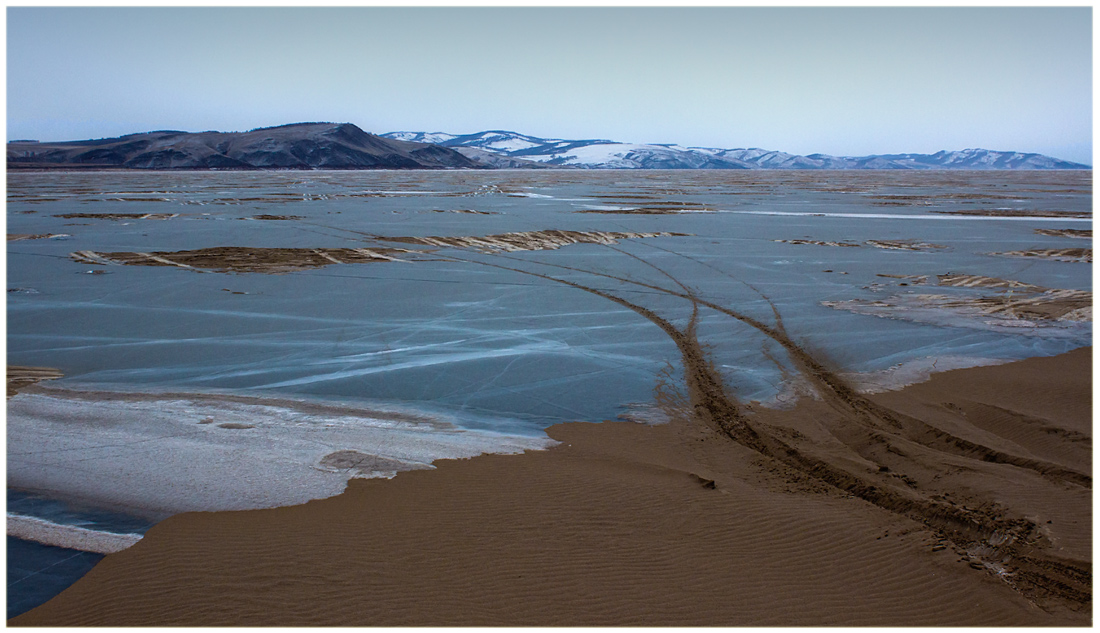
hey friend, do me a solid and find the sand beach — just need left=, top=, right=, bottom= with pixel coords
left=9, top=347, right=1092, bottom=626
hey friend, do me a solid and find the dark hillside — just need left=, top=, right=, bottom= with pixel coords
left=7, top=123, right=482, bottom=170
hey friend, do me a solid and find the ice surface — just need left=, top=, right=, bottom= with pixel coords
left=8, top=169, right=1091, bottom=440
left=7, top=515, right=143, bottom=555
left=8, top=389, right=555, bottom=514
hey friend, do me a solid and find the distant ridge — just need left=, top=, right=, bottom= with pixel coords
left=384, top=130, right=1091, bottom=170
left=6, top=123, right=482, bottom=170
left=7, top=123, right=1088, bottom=170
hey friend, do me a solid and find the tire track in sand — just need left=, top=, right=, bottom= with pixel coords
left=449, top=252, right=1091, bottom=612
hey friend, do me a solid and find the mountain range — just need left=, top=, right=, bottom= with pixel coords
left=383, top=130, right=1090, bottom=170
left=6, top=122, right=1089, bottom=170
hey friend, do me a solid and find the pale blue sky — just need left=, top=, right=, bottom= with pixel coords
left=7, top=7, right=1093, bottom=163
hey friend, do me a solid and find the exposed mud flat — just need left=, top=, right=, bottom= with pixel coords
left=775, top=238, right=862, bottom=248
left=429, top=209, right=499, bottom=215
left=7, top=233, right=69, bottom=241
left=933, top=209, right=1090, bottom=218
left=66, top=231, right=687, bottom=273
left=824, top=273, right=1091, bottom=333
left=53, top=213, right=178, bottom=220
left=69, top=246, right=414, bottom=273
left=865, top=239, right=947, bottom=251
left=246, top=214, right=303, bottom=220
left=1035, top=228, right=1092, bottom=239
left=383, top=229, right=689, bottom=253
left=776, top=238, right=947, bottom=251
left=875, top=273, right=1063, bottom=292
left=7, top=365, right=63, bottom=398
left=825, top=290, right=1092, bottom=326
left=318, top=450, right=433, bottom=477
left=935, top=273, right=1048, bottom=290
left=987, top=248, right=1091, bottom=263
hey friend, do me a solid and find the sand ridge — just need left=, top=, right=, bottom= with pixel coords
left=70, top=245, right=415, bottom=273
left=1035, top=228, right=1092, bottom=239
left=775, top=238, right=947, bottom=251
left=381, top=229, right=690, bottom=253
left=987, top=248, right=1091, bottom=263
left=53, top=212, right=178, bottom=220
left=64, top=230, right=690, bottom=273
left=7, top=233, right=69, bottom=241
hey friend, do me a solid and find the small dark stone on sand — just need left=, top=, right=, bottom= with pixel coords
left=690, top=473, right=716, bottom=489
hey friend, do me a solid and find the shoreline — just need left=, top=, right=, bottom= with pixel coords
left=5, top=345, right=1056, bottom=520
left=7, top=515, right=142, bottom=555
left=10, top=347, right=1092, bottom=626
left=5, top=345, right=1083, bottom=527
left=8, top=386, right=555, bottom=517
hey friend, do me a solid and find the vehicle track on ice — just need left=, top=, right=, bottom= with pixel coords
left=453, top=250, right=1091, bottom=612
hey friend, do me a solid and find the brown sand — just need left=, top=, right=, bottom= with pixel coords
left=775, top=238, right=862, bottom=248
left=776, top=239, right=946, bottom=251
left=6, top=233, right=68, bottom=241
left=988, top=248, right=1092, bottom=263
left=10, top=349, right=1091, bottom=626
left=1036, top=228, right=1092, bottom=239
left=52, top=212, right=178, bottom=220
left=831, top=273, right=1092, bottom=325
left=864, top=239, right=947, bottom=251
left=69, top=246, right=413, bottom=273
left=6, top=365, right=63, bottom=398
left=247, top=214, right=304, bottom=220
left=65, top=231, right=690, bottom=274
left=430, top=208, right=499, bottom=215
left=382, top=229, right=689, bottom=253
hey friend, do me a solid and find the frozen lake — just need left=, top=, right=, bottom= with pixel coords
left=9, top=169, right=1091, bottom=428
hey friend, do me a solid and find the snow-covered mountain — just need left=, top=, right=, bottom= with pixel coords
left=382, top=130, right=1090, bottom=170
